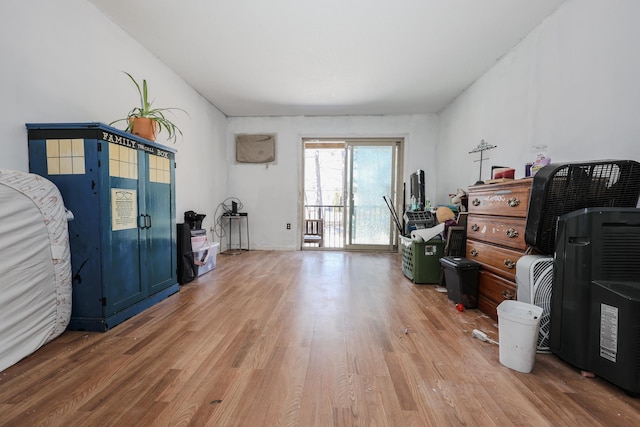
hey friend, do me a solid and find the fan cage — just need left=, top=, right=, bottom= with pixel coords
left=525, top=160, right=640, bottom=255
left=525, top=258, right=554, bottom=351
left=532, top=259, right=554, bottom=351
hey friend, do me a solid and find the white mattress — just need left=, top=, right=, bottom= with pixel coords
left=0, top=170, right=72, bottom=372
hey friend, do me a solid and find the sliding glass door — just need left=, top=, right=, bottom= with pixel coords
left=344, top=141, right=399, bottom=251
left=303, top=138, right=401, bottom=251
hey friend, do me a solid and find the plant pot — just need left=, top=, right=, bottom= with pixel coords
left=128, top=117, right=159, bottom=141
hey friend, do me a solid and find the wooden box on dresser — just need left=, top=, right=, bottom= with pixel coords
left=465, top=178, right=533, bottom=320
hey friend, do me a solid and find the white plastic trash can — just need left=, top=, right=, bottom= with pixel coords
left=497, top=300, right=544, bottom=373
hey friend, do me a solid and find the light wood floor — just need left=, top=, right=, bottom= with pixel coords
left=1, top=250, right=639, bottom=426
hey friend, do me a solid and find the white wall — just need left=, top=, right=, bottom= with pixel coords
left=437, top=0, right=640, bottom=205
left=227, top=114, right=438, bottom=250
left=0, top=0, right=228, bottom=235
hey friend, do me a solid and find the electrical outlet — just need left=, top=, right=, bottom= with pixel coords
left=286, top=223, right=291, bottom=230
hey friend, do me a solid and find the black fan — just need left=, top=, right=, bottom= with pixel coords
left=525, top=160, right=640, bottom=255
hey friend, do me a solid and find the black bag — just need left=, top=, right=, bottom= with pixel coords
left=177, top=222, right=196, bottom=284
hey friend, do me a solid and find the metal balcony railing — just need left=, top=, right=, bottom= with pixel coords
left=303, top=204, right=392, bottom=249
left=303, top=204, right=344, bottom=248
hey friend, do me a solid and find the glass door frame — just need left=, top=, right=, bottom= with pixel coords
left=301, top=137, right=403, bottom=252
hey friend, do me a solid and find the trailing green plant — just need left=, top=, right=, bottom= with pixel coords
left=110, top=71, right=188, bottom=143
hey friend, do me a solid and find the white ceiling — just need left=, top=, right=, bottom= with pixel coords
left=88, top=0, right=566, bottom=117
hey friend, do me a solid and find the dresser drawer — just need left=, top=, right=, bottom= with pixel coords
left=466, top=240, right=523, bottom=281
left=467, top=179, right=532, bottom=217
left=478, top=295, right=500, bottom=322
left=467, top=214, right=527, bottom=250
left=478, top=270, right=517, bottom=320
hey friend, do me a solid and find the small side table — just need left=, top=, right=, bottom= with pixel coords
left=224, top=213, right=249, bottom=253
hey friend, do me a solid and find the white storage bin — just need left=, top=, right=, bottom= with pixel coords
left=194, top=242, right=219, bottom=276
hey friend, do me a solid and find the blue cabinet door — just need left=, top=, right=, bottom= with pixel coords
left=140, top=149, right=177, bottom=294
left=101, top=149, right=145, bottom=316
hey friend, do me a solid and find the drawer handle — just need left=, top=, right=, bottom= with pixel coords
left=504, top=259, right=515, bottom=269
left=505, top=228, right=519, bottom=238
left=471, top=224, right=479, bottom=232
left=507, top=197, right=520, bottom=208
left=470, top=249, right=478, bottom=257
left=502, top=290, right=515, bottom=300
left=472, top=198, right=481, bottom=206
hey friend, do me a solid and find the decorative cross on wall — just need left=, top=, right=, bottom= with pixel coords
left=469, top=139, right=497, bottom=184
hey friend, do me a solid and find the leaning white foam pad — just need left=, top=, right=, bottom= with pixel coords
left=0, top=170, right=72, bottom=372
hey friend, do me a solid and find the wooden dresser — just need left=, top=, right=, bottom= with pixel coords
left=465, top=179, right=533, bottom=320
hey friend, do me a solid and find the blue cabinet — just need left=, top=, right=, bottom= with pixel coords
left=26, top=122, right=179, bottom=331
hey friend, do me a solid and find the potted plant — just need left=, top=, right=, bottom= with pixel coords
left=110, top=72, right=188, bottom=143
